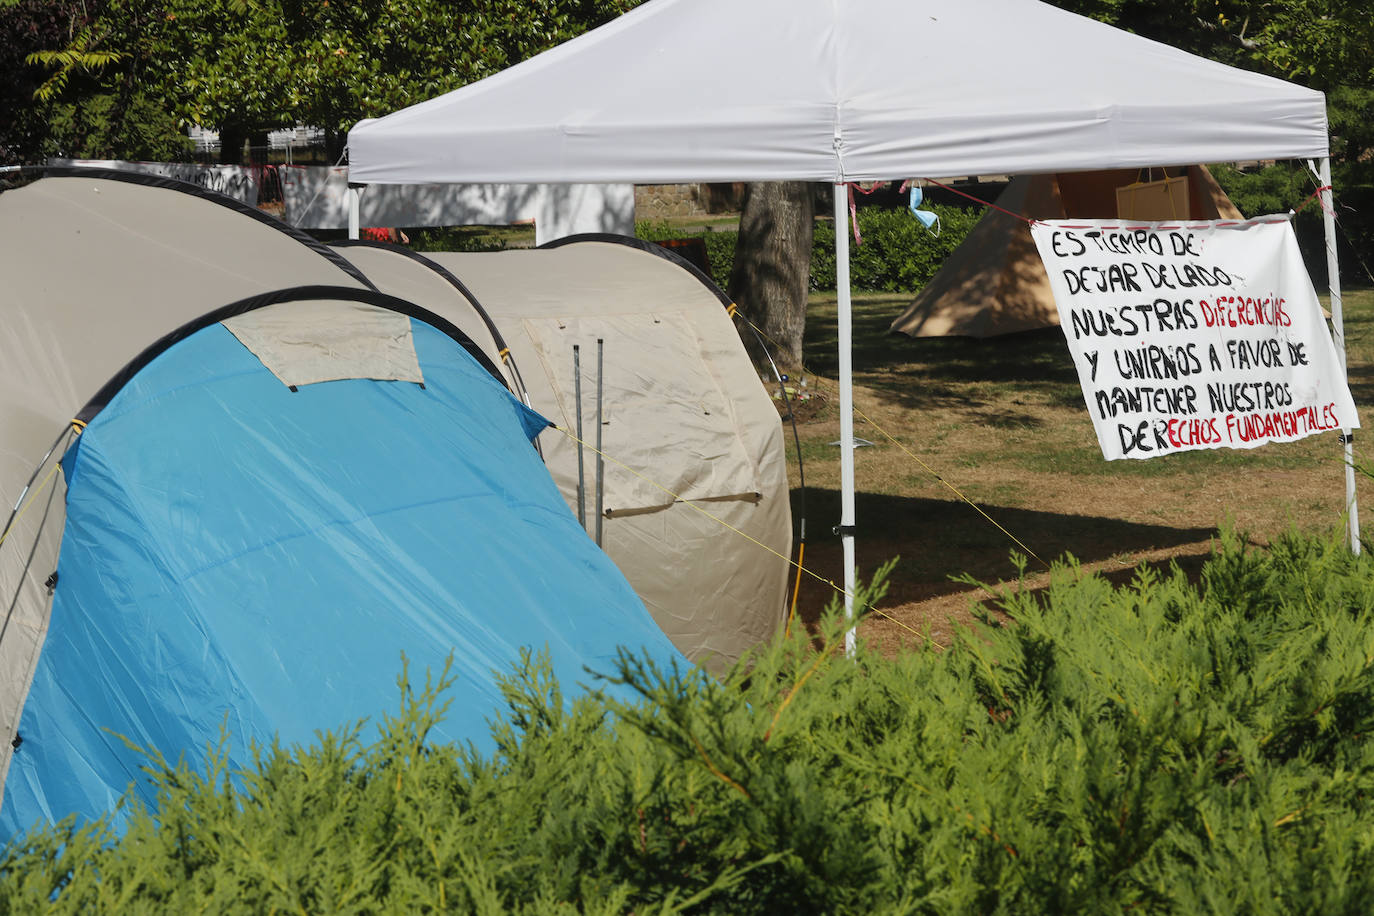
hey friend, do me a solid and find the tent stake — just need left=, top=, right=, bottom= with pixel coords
left=595, top=338, right=605, bottom=548
left=574, top=344, right=587, bottom=531
left=834, top=183, right=857, bottom=656
left=1317, top=157, right=1360, bottom=554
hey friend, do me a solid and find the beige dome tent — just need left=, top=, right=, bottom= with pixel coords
left=890, top=165, right=1243, bottom=338
left=336, top=238, right=793, bottom=673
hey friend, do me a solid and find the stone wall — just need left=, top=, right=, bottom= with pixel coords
left=634, top=183, right=708, bottom=219
left=633, top=183, right=748, bottom=220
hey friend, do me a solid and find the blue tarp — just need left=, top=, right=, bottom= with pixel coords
left=2, top=317, right=683, bottom=836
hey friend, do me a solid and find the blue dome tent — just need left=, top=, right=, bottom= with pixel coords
left=0, top=172, right=683, bottom=836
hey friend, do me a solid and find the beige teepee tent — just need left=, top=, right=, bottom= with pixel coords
left=890, top=165, right=1243, bottom=339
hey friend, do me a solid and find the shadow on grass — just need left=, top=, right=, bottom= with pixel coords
left=804, top=288, right=1374, bottom=419
left=1344, top=360, right=1374, bottom=408
left=788, top=486, right=1217, bottom=626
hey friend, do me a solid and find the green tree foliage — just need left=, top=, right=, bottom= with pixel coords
left=1049, top=0, right=1374, bottom=283
left=1051, top=0, right=1373, bottom=89
left=0, top=0, right=188, bottom=162
left=14, top=0, right=642, bottom=164
left=8, top=531, right=1374, bottom=912
left=0, top=0, right=80, bottom=160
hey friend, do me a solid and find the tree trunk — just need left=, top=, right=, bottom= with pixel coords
left=324, top=128, right=347, bottom=165
left=218, top=125, right=245, bottom=165
left=727, top=181, right=815, bottom=371
left=248, top=129, right=270, bottom=166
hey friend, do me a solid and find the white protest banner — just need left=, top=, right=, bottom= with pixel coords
left=1031, top=216, right=1358, bottom=460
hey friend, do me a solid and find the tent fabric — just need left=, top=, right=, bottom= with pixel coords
left=0, top=173, right=687, bottom=834
left=1, top=308, right=681, bottom=835
left=332, top=244, right=507, bottom=372
left=222, top=298, right=424, bottom=387
left=516, top=310, right=760, bottom=508
left=40, top=167, right=374, bottom=287
left=0, top=174, right=373, bottom=797
left=335, top=241, right=792, bottom=672
left=891, top=165, right=1243, bottom=338
left=329, top=244, right=538, bottom=409
left=347, top=0, right=1328, bottom=186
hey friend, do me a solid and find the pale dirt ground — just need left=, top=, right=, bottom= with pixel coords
left=776, top=292, right=1374, bottom=655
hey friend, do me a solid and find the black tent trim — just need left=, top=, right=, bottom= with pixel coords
left=76, top=285, right=510, bottom=423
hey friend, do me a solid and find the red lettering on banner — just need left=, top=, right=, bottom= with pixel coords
left=1166, top=417, right=1222, bottom=448
left=1223, top=404, right=1340, bottom=443
left=1198, top=295, right=1291, bottom=330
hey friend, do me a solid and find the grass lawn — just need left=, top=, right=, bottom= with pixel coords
left=782, top=287, right=1374, bottom=651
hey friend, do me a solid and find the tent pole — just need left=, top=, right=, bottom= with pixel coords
left=833, top=183, right=857, bottom=655
left=595, top=337, right=606, bottom=548
left=347, top=183, right=364, bottom=240
left=574, top=344, right=587, bottom=531
left=1317, top=157, right=1359, bottom=554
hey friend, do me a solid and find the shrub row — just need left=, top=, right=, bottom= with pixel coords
left=809, top=203, right=982, bottom=292
left=637, top=202, right=981, bottom=294
left=6, top=530, right=1374, bottom=912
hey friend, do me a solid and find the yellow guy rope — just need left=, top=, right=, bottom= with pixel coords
left=784, top=540, right=805, bottom=638
left=0, top=461, right=63, bottom=551
left=737, top=315, right=1051, bottom=572
left=849, top=403, right=1051, bottom=572
left=553, top=425, right=937, bottom=648
left=0, top=421, right=81, bottom=551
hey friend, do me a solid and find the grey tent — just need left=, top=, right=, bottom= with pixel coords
left=0, top=170, right=684, bottom=833
left=891, top=166, right=1243, bottom=338
left=336, top=239, right=793, bottom=671
left=0, top=170, right=367, bottom=786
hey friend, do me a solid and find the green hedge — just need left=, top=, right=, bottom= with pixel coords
left=634, top=220, right=740, bottom=290
left=411, top=224, right=531, bottom=253
left=1211, top=161, right=1374, bottom=288
left=637, top=203, right=981, bottom=295
left=7, top=531, right=1374, bottom=912
left=810, top=203, right=982, bottom=292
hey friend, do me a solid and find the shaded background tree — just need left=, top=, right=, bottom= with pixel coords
left=1054, top=0, right=1374, bottom=283
left=0, top=0, right=189, bottom=162
left=14, top=0, right=642, bottom=164
left=727, top=182, right=815, bottom=369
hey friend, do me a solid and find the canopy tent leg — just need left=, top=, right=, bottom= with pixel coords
left=833, top=183, right=857, bottom=654
left=1316, top=157, right=1360, bottom=554
left=347, top=183, right=364, bottom=240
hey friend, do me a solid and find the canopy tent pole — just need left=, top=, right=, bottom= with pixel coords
left=833, top=183, right=857, bottom=655
left=347, top=183, right=363, bottom=240
left=574, top=344, right=587, bottom=531
left=1316, top=157, right=1360, bottom=554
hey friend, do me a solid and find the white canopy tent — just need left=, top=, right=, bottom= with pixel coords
left=348, top=0, right=1354, bottom=645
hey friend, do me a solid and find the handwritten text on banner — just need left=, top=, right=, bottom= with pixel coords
left=1030, top=217, right=1358, bottom=460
